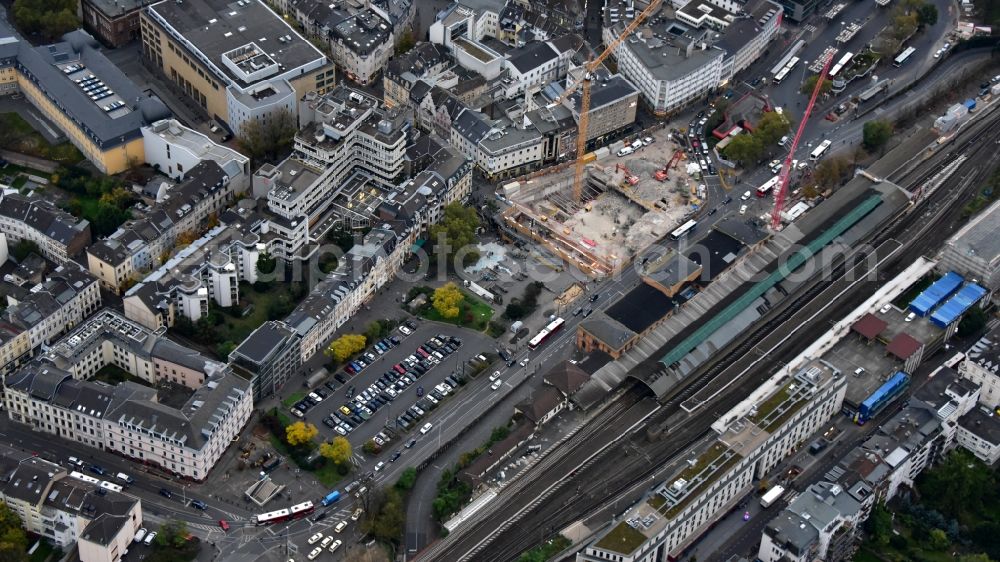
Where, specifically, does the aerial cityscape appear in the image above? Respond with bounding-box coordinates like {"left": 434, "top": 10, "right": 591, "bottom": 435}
{"left": 0, "top": 0, "right": 995, "bottom": 561}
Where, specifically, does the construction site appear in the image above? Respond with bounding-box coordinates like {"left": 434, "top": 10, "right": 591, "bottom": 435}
{"left": 500, "top": 137, "right": 698, "bottom": 276}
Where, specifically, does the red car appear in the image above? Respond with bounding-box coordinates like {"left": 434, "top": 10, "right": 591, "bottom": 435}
{"left": 218, "top": 520, "right": 230, "bottom": 531}
{"left": 825, "top": 113, "right": 837, "bottom": 122}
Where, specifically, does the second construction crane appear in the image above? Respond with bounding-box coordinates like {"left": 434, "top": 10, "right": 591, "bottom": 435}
{"left": 555, "top": 0, "right": 662, "bottom": 204}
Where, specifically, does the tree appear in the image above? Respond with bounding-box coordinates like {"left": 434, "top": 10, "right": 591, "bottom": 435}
{"left": 0, "top": 502, "right": 28, "bottom": 562}
{"left": 430, "top": 203, "right": 480, "bottom": 267}
{"left": 918, "top": 2, "right": 938, "bottom": 26}
{"left": 359, "top": 488, "right": 405, "bottom": 544}
{"left": 325, "top": 334, "right": 367, "bottom": 363}
{"left": 866, "top": 502, "right": 893, "bottom": 545}
{"left": 958, "top": 305, "right": 987, "bottom": 337}
{"left": 800, "top": 74, "right": 833, "bottom": 96}
{"left": 395, "top": 467, "right": 417, "bottom": 491}
{"left": 755, "top": 111, "right": 792, "bottom": 148}
{"left": 929, "top": 528, "right": 950, "bottom": 551}
{"left": 256, "top": 253, "right": 277, "bottom": 275}
{"left": 154, "top": 520, "right": 189, "bottom": 549}
{"left": 365, "top": 320, "right": 385, "bottom": 342}
{"left": 432, "top": 283, "right": 465, "bottom": 319}
{"left": 813, "top": 156, "right": 850, "bottom": 190}
{"left": 12, "top": 0, "right": 78, "bottom": 39}
{"left": 958, "top": 554, "right": 993, "bottom": 562}
{"left": 285, "top": 421, "right": 318, "bottom": 447}
{"left": 395, "top": 29, "right": 416, "bottom": 55}
{"left": 724, "top": 134, "right": 763, "bottom": 165}
{"left": 892, "top": 11, "right": 919, "bottom": 40}
{"left": 863, "top": 120, "right": 894, "bottom": 152}
{"left": 319, "top": 436, "right": 352, "bottom": 465}
{"left": 237, "top": 108, "right": 299, "bottom": 162}
{"left": 10, "top": 240, "right": 39, "bottom": 262}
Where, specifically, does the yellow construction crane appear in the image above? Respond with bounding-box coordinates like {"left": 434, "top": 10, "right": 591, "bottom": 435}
{"left": 556, "top": 0, "right": 662, "bottom": 203}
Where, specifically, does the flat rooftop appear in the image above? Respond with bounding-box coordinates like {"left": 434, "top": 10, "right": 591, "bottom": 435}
{"left": 686, "top": 228, "right": 744, "bottom": 282}
{"left": 605, "top": 283, "right": 679, "bottom": 335}
{"left": 268, "top": 158, "right": 323, "bottom": 203}
{"left": 87, "top": 0, "right": 145, "bottom": 17}
{"left": 454, "top": 37, "right": 501, "bottom": 64}
{"left": 824, "top": 333, "right": 903, "bottom": 409}
{"left": 147, "top": 0, "right": 324, "bottom": 87}
{"left": 333, "top": 10, "right": 391, "bottom": 56}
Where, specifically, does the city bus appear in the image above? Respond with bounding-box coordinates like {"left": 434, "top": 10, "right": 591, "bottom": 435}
{"left": 255, "top": 501, "right": 315, "bottom": 525}
{"left": 670, "top": 219, "right": 698, "bottom": 240}
{"left": 528, "top": 317, "right": 566, "bottom": 350}
{"left": 893, "top": 46, "right": 916, "bottom": 67}
{"left": 828, "top": 52, "right": 853, "bottom": 78}
{"left": 772, "top": 57, "right": 799, "bottom": 85}
{"left": 756, "top": 175, "right": 781, "bottom": 197}
{"left": 809, "top": 139, "right": 832, "bottom": 161}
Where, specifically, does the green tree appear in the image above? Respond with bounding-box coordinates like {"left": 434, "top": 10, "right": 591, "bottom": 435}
{"left": 863, "top": 120, "right": 894, "bottom": 152}
{"left": 918, "top": 449, "right": 992, "bottom": 521}
{"left": 800, "top": 74, "right": 833, "bottom": 95}
{"left": 395, "top": 467, "right": 417, "bottom": 491}
{"left": 12, "top": 0, "right": 78, "bottom": 39}
{"left": 237, "top": 108, "right": 299, "bottom": 162}
{"left": 958, "top": 554, "right": 993, "bottom": 562}
{"left": 256, "top": 253, "right": 277, "bottom": 275}
{"left": 365, "top": 320, "right": 385, "bottom": 342}
{"left": 866, "top": 502, "right": 893, "bottom": 545}
{"left": 892, "top": 11, "right": 919, "bottom": 39}
{"left": 0, "top": 502, "right": 28, "bottom": 562}
{"left": 10, "top": 240, "right": 39, "bottom": 262}
{"left": 359, "top": 488, "right": 405, "bottom": 544}
{"left": 724, "top": 134, "right": 763, "bottom": 165}
{"left": 812, "top": 156, "right": 850, "bottom": 190}
{"left": 432, "top": 282, "right": 465, "bottom": 319}
{"left": 395, "top": 29, "right": 416, "bottom": 55}
{"left": 918, "top": 2, "right": 938, "bottom": 25}
{"left": 430, "top": 203, "right": 481, "bottom": 267}
{"left": 755, "top": 110, "right": 792, "bottom": 148}
{"left": 216, "top": 341, "right": 236, "bottom": 360}
{"left": 325, "top": 333, "right": 367, "bottom": 363}
{"left": 929, "top": 528, "right": 950, "bottom": 551}
{"left": 319, "top": 436, "right": 352, "bottom": 465}
{"left": 958, "top": 305, "right": 987, "bottom": 337}
{"left": 326, "top": 226, "right": 356, "bottom": 252}
{"left": 154, "top": 520, "right": 189, "bottom": 549}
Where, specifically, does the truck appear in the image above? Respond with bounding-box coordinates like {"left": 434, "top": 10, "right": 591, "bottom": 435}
{"left": 760, "top": 485, "right": 785, "bottom": 508}
{"left": 320, "top": 490, "right": 341, "bottom": 507}
{"left": 262, "top": 457, "right": 281, "bottom": 473}
{"left": 964, "top": 98, "right": 977, "bottom": 113}
{"left": 510, "top": 320, "right": 523, "bottom": 334}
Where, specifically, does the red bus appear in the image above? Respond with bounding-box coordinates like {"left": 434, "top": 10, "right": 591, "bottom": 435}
{"left": 528, "top": 318, "right": 565, "bottom": 350}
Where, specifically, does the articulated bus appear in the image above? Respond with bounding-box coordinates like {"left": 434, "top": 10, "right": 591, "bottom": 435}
{"left": 893, "top": 46, "right": 916, "bottom": 67}
{"left": 809, "top": 139, "right": 833, "bottom": 161}
{"left": 772, "top": 57, "right": 800, "bottom": 85}
{"left": 255, "top": 501, "right": 315, "bottom": 525}
{"left": 528, "top": 318, "right": 565, "bottom": 350}
{"left": 828, "top": 52, "right": 853, "bottom": 78}
{"left": 670, "top": 219, "right": 698, "bottom": 240}
{"left": 756, "top": 175, "right": 781, "bottom": 197}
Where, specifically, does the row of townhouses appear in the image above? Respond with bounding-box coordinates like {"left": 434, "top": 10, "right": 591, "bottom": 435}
{"left": 4, "top": 309, "right": 252, "bottom": 481}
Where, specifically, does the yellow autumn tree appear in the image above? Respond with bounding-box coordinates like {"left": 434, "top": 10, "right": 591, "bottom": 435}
{"left": 319, "top": 436, "right": 352, "bottom": 465}
{"left": 432, "top": 282, "right": 464, "bottom": 319}
{"left": 325, "top": 334, "right": 367, "bottom": 363}
{"left": 285, "top": 421, "right": 318, "bottom": 447}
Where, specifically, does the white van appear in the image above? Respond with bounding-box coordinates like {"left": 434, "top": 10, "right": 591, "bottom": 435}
{"left": 116, "top": 472, "right": 135, "bottom": 486}
{"left": 616, "top": 146, "right": 634, "bottom": 157}
{"left": 421, "top": 423, "right": 433, "bottom": 434}
{"left": 779, "top": 135, "right": 789, "bottom": 147}
{"left": 630, "top": 139, "right": 643, "bottom": 150}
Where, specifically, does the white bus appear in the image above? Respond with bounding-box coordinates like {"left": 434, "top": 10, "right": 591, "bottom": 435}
{"left": 828, "top": 52, "right": 853, "bottom": 78}
{"left": 772, "top": 56, "right": 800, "bottom": 85}
{"left": 756, "top": 175, "right": 781, "bottom": 197}
{"left": 893, "top": 46, "right": 916, "bottom": 67}
{"left": 809, "top": 139, "right": 833, "bottom": 161}
{"left": 670, "top": 219, "right": 698, "bottom": 240}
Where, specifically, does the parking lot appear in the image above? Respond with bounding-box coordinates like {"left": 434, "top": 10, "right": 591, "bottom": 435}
{"left": 293, "top": 320, "right": 499, "bottom": 462}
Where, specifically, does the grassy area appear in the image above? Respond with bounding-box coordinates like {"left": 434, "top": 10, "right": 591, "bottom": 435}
{"left": 311, "top": 459, "right": 346, "bottom": 488}
{"left": 594, "top": 521, "right": 648, "bottom": 555}
{"left": 749, "top": 384, "right": 791, "bottom": 426}
{"left": 418, "top": 290, "right": 494, "bottom": 331}
{"left": 29, "top": 541, "right": 59, "bottom": 562}
{"left": 853, "top": 547, "right": 884, "bottom": 562}
{"left": 281, "top": 391, "right": 306, "bottom": 409}
{"left": 0, "top": 113, "right": 84, "bottom": 164}
{"left": 214, "top": 283, "right": 307, "bottom": 346}
{"left": 663, "top": 453, "right": 741, "bottom": 519}
{"left": 647, "top": 495, "right": 666, "bottom": 509}
{"left": 93, "top": 364, "right": 150, "bottom": 387}
{"left": 892, "top": 273, "right": 939, "bottom": 310}
{"left": 677, "top": 443, "right": 728, "bottom": 482}
{"left": 517, "top": 535, "right": 571, "bottom": 562}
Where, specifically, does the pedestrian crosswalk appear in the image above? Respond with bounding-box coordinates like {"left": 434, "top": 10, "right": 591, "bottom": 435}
{"left": 803, "top": 24, "right": 818, "bottom": 34}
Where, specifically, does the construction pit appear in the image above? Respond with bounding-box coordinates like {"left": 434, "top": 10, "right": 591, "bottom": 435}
{"left": 500, "top": 141, "right": 698, "bottom": 277}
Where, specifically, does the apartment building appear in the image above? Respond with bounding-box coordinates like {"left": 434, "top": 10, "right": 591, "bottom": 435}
{"left": 122, "top": 221, "right": 261, "bottom": 330}
{"left": 451, "top": 108, "right": 547, "bottom": 180}
{"left": 602, "top": 0, "right": 781, "bottom": 115}
{"left": 140, "top": 0, "right": 334, "bottom": 135}
{"left": 0, "top": 262, "right": 101, "bottom": 373}
{"left": 81, "top": 0, "right": 145, "bottom": 47}
{"left": 229, "top": 320, "right": 301, "bottom": 400}
{"left": 0, "top": 449, "right": 143, "bottom": 562}
{"left": 960, "top": 325, "right": 1000, "bottom": 408}
{"left": 4, "top": 311, "right": 252, "bottom": 481}
{"left": 577, "top": 360, "right": 847, "bottom": 562}
{"left": 430, "top": 0, "right": 502, "bottom": 49}
{"left": 938, "top": 198, "right": 1000, "bottom": 290}
{"left": 563, "top": 71, "right": 640, "bottom": 146}
{"left": 0, "top": 23, "right": 171, "bottom": 174}
{"left": 383, "top": 42, "right": 452, "bottom": 108}
{"left": 501, "top": 40, "right": 569, "bottom": 98}
{"left": 0, "top": 194, "right": 92, "bottom": 263}
{"left": 329, "top": 9, "right": 394, "bottom": 85}
{"left": 88, "top": 160, "right": 241, "bottom": 292}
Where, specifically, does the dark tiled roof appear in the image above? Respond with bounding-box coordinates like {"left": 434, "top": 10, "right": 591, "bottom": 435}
{"left": 544, "top": 361, "right": 590, "bottom": 396}
{"left": 506, "top": 41, "right": 558, "bottom": 74}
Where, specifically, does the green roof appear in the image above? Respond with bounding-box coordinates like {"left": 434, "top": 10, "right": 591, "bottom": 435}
{"left": 659, "top": 193, "right": 883, "bottom": 366}
{"left": 594, "top": 521, "right": 649, "bottom": 555}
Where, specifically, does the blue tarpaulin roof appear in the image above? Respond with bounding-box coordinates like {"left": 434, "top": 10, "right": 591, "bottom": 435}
{"left": 931, "top": 282, "right": 987, "bottom": 327}
{"left": 910, "top": 271, "right": 964, "bottom": 316}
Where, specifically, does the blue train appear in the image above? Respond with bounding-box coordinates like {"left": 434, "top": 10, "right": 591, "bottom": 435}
{"left": 855, "top": 371, "right": 909, "bottom": 425}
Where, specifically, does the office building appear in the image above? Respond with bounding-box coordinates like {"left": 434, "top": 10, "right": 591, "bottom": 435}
{"left": 229, "top": 320, "right": 301, "bottom": 400}
{"left": 939, "top": 198, "right": 1000, "bottom": 290}
{"left": 0, "top": 23, "right": 171, "bottom": 174}
{"left": 141, "top": 118, "right": 250, "bottom": 188}
{"left": 80, "top": 0, "right": 146, "bottom": 47}
{"left": 140, "top": 0, "right": 334, "bottom": 135}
